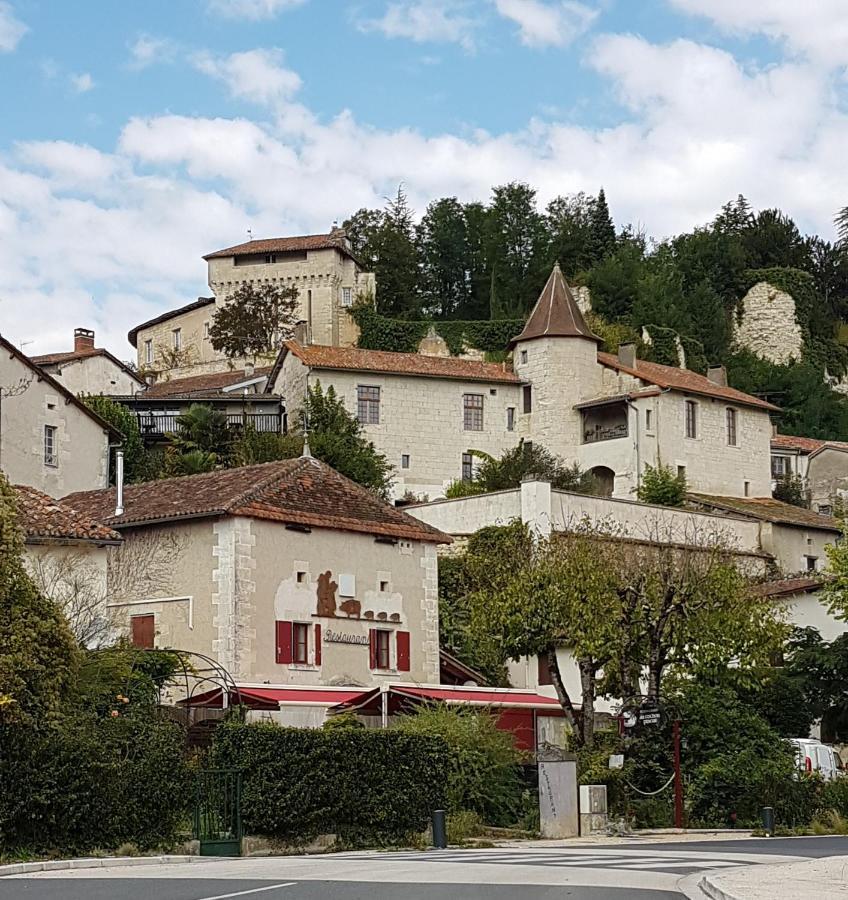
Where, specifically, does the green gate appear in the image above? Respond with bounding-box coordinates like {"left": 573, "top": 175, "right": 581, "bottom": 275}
{"left": 194, "top": 769, "right": 243, "bottom": 857}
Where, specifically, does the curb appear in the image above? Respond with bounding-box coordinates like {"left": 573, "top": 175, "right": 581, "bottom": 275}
{"left": 0, "top": 855, "right": 205, "bottom": 878}
{"left": 698, "top": 873, "right": 739, "bottom": 900}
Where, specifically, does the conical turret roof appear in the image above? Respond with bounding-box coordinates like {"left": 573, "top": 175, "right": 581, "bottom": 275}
{"left": 508, "top": 263, "right": 602, "bottom": 348}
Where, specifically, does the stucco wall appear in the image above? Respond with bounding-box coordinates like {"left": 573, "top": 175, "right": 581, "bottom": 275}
{"left": 44, "top": 354, "right": 141, "bottom": 396}
{"left": 807, "top": 448, "right": 848, "bottom": 508}
{"left": 0, "top": 350, "right": 109, "bottom": 495}
{"left": 733, "top": 281, "right": 803, "bottom": 365}
{"left": 782, "top": 591, "right": 845, "bottom": 642}
{"left": 134, "top": 301, "right": 216, "bottom": 373}
{"left": 761, "top": 521, "right": 836, "bottom": 575}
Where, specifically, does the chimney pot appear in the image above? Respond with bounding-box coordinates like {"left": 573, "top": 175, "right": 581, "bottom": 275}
{"left": 293, "top": 320, "right": 308, "bottom": 345}
{"left": 707, "top": 364, "right": 727, "bottom": 386}
{"left": 74, "top": 328, "right": 95, "bottom": 353}
{"left": 244, "top": 360, "right": 255, "bottom": 378}
{"left": 618, "top": 342, "right": 637, "bottom": 369}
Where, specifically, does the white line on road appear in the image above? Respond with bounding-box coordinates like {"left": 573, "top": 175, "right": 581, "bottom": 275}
{"left": 193, "top": 883, "right": 297, "bottom": 900}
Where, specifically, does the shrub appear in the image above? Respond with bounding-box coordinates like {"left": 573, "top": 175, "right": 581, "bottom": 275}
{"left": 394, "top": 705, "right": 524, "bottom": 826}
{"left": 637, "top": 463, "right": 688, "bottom": 507}
{"left": 211, "top": 721, "right": 449, "bottom": 844}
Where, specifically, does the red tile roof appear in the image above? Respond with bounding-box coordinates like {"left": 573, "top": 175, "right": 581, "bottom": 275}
{"left": 65, "top": 458, "right": 451, "bottom": 543}
{"left": 138, "top": 367, "right": 274, "bottom": 399}
{"left": 509, "top": 263, "right": 600, "bottom": 348}
{"left": 598, "top": 353, "right": 780, "bottom": 412}
{"left": 688, "top": 493, "right": 841, "bottom": 531}
{"left": 204, "top": 233, "right": 355, "bottom": 261}
{"left": 276, "top": 341, "right": 519, "bottom": 385}
{"left": 127, "top": 297, "right": 215, "bottom": 348}
{"left": 752, "top": 576, "right": 825, "bottom": 598}
{"left": 13, "top": 484, "right": 122, "bottom": 544}
{"left": 771, "top": 433, "right": 848, "bottom": 454}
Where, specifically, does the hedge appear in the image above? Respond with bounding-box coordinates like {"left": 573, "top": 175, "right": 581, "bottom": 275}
{"left": 211, "top": 722, "right": 449, "bottom": 844}
{"left": 0, "top": 714, "right": 192, "bottom": 855}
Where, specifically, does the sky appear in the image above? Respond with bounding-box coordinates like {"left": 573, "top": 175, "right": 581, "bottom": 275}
{"left": 1, "top": 0, "right": 847, "bottom": 358}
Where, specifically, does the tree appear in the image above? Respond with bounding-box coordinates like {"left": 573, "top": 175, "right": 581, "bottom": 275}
{"left": 81, "top": 395, "right": 147, "bottom": 484}
{"left": 637, "top": 463, "right": 688, "bottom": 507}
{"left": 772, "top": 473, "right": 809, "bottom": 508}
{"left": 545, "top": 192, "right": 595, "bottom": 278}
{"left": 209, "top": 282, "right": 299, "bottom": 358}
{"left": 417, "top": 198, "right": 471, "bottom": 318}
{"left": 462, "top": 201, "right": 493, "bottom": 320}
{"left": 587, "top": 242, "right": 644, "bottom": 321}
{"left": 302, "top": 382, "right": 393, "bottom": 498}
{"left": 371, "top": 186, "right": 421, "bottom": 318}
{"left": 0, "top": 474, "right": 80, "bottom": 725}
{"left": 343, "top": 207, "right": 383, "bottom": 270}
{"left": 586, "top": 188, "right": 617, "bottom": 266}
{"left": 168, "top": 403, "right": 232, "bottom": 460}
{"left": 743, "top": 208, "right": 808, "bottom": 270}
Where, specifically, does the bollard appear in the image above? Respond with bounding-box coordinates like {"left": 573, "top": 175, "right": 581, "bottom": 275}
{"left": 432, "top": 809, "right": 447, "bottom": 849}
{"left": 761, "top": 806, "right": 775, "bottom": 837}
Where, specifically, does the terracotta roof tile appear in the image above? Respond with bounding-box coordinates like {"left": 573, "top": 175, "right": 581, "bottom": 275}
{"left": 598, "top": 352, "right": 780, "bottom": 412}
{"left": 771, "top": 433, "right": 848, "bottom": 454}
{"left": 752, "top": 576, "right": 825, "bottom": 598}
{"left": 688, "top": 493, "right": 841, "bottom": 531}
{"left": 277, "top": 341, "right": 519, "bottom": 384}
{"left": 509, "top": 263, "right": 601, "bottom": 348}
{"left": 64, "top": 458, "right": 451, "bottom": 544}
{"left": 139, "top": 367, "right": 273, "bottom": 399}
{"left": 13, "top": 484, "right": 122, "bottom": 543}
{"left": 128, "top": 297, "right": 215, "bottom": 348}
{"left": 204, "top": 233, "right": 354, "bottom": 260}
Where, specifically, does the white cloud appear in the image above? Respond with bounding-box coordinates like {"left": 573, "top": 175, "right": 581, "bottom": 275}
{"left": 70, "top": 72, "right": 95, "bottom": 93}
{"left": 205, "top": 0, "right": 307, "bottom": 20}
{"left": 494, "top": 0, "right": 598, "bottom": 48}
{"left": 0, "top": 1, "right": 26, "bottom": 52}
{"left": 191, "top": 48, "right": 302, "bottom": 107}
{"left": 361, "top": 1, "right": 477, "bottom": 51}
{"left": 668, "top": 0, "right": 848, "bottom": 68}
{"left": 129, "top": 34, "right": 178, "bottom": 69}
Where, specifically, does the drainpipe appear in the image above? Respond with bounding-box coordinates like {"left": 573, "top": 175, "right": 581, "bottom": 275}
{"left": 625, "top": 399, "right": 641, "bottom": 493}
{"left": 381, "top": 683, "right": 389, "bottom": 729}
{"left": 114, "top": 450, "right": 125, "bottom": 517}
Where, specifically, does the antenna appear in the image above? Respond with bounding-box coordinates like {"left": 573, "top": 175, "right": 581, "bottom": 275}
{"left": 247, "top": 227, "right": 253, "bottom": 241}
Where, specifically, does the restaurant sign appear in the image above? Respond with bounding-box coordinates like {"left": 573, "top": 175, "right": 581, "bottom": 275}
{"left": 324, "top": 629, "right": 369, "bottom": 646}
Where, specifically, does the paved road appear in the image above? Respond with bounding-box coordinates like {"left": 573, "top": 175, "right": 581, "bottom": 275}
{"left": 3, "top": 836, "right": 846, "bottom": 900}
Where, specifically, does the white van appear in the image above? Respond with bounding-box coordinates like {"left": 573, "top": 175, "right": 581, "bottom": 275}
{"left": 789, "top": 738, "right": 843, "bottom": 780}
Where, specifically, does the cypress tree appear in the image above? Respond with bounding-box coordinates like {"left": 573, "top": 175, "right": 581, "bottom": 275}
{"left": 587, "top": 188, "right": 617, "bottom": 265}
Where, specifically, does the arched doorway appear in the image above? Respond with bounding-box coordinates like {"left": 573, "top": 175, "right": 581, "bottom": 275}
{"left": 590, "top": 466, "right": 615, "bottom": 497}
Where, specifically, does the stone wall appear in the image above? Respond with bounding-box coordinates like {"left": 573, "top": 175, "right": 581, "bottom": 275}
{"left": 733, "top": 281, "right": 804, "bottom": 365}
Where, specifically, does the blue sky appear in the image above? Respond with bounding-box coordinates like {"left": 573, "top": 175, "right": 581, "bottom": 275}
{"left": 0, "top": 0, "right": 846, "bottom": 355}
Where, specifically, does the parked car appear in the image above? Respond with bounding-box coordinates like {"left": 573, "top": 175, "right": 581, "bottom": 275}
{"left": 789, "top": 738, "right": 843, "bottom": 780}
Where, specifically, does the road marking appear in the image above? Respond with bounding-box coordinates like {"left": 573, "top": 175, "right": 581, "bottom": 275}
{"left": 193, "top": 883, "right": 297, "bottom": 900}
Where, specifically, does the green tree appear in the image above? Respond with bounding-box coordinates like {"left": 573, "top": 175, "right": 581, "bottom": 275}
{"left": 773, "top": 473, "right": 810, "bottom": 508}
{"left": 545, "top": 192, "right": 595, "bottom": 278}
{"left": 587, "top": 242, "right": 644, "bottom": 321}
{"left": 81, "top": 395, "right": 146, "bottom": 484}
{"left": 462, "top": 201, "right": 493, "bottom": 319}
{"left": 209, "top": 282, "right": 299, "bottom": 358}
{"left": 372, "top": 185, "right": 421, "bottom": 318}
{"left": 586, "top": 187, "right": 617, "bottom": 265}
{"left": 637, "top": 463, "right": 688, "bottom": 507}
{"left": 168, "top": 403, "right": 232, "bottom": 460}
{"left": 302, "top": 382, "right": 393, "bottom": 498}
{"left": 343, "top": 207, "right": 383, "bottom": 270}
{"left": 743, "top": 208, "right": 808, "bottom": 270}
{"left": 417, "top": 197, "right": 471, "bottom": 318}
{"left": 0, "top": 474, "right": 80, "bottom": 725}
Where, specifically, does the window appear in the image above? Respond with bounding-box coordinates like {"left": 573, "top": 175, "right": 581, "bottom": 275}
{"left": 461, "top": 452, "right": 473, "bottom": 481}
{"left": 172, "top": 328, "right": 182, "bottom": 351}
{"left": 293, "top": 622, "right": 309, "bottom": 664}
{"left": 726, "top": 408, "right": 738, "bottom": 446}
{"left": 401, "top": 454, "right": 410, "bottom": 469}
{"left": 131, "top": 614, "right": 154, "bottom": 649}
{"left": 203, "top": 321, "right": 210, "bottom": 340}
{"left": 806, "top": 555, "right": 818, "bottom": 572}
{"left": 296, "top": 571, "right": 308, "bottom": 585}
{"left": 43, "top": 425, "right": 58, "bottom": 467}
{"left": 341, "top": 287, "right": 353, "bottom": 307}
{"left": 506, "top": 407, "right": 516, "bottom": 431}
{"left": 771, "top": 455, "right": 790, "bottom": 478}
{"left": 372, "top": 629, "right": 391, "bottom": 670}
{"left": 380, "top": 579, "right": 390, "bottom": 592}
{"left": 463, "top": 393, "right": 484, "bottom": 431}
{"left": 744, "top": 480, "right": 750, "bottom": 497}
{"left": 645, "top": 408, "right": 653, "bottom": 431}
{"left": 520, "top": 350, "right": 528, "bottom": 364}
{"left": 357, "top": 385, "right": 380, "bottom": 424}
{"left": 523, "top": 384, "right": 532, "bottom": 414}
{"left": 538, "top": 654, "right": 553, "bottom": 686}
{"left": 819, "top": 504, "right": 833, "bottom": 517}
{"left": 144, "top": 339, "right": 153, "bottom": 365}
{"left": 685, "top": 400, "right": 697, "bottom": 438}
{"left": 677, "top": 465, "right": 686, "bottom": 480}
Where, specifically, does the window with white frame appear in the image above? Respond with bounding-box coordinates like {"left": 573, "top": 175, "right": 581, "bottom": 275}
{"left": 771, "top": 455, "right": 790, "bottom": 479}
{"left": 172, "top": 328, "right": 182, "bottom": 351}
{"left": 341, "top": 287, "right": 353, "bottom": 307}
{"left": 685, "top": 400, "right": 698, "bottom": 439}
{"left": 357, "top": 385, "right": 380, "bottom": 424}
{"left": 463, "top": 393, "right": 484, "bottom": 431}
{"left": 44, "top": 425, "right": 58, "bottom": 467}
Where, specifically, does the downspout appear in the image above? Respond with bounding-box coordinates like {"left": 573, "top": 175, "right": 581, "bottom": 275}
{"left": 381, "top": 683, "right": 388, "bottom": 729}
{"left": 625, "top": 399, "right": 641, "bottom": 492}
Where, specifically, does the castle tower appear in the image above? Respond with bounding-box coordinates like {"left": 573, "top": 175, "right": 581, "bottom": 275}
{"left": 509, "top": 262, "right": 604, "bottom": 460}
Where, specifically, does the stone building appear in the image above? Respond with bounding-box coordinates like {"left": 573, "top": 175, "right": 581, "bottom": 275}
{"left": 127, "top": 229, "right": 375, "bottom": 380}
{"left": 65, "top": 457, "right": 449, "bottom": 722}
{"left": 771, "top": 433, "right": 848, "bottom": 515}
{"left": 0, "top": 336, "right": 118, "bottom": 496}
{"left": 268, "top": 264, "right": 778, "bottom": 501}
{"left": 31, "top": 328, "right": 144, "bottom": 397}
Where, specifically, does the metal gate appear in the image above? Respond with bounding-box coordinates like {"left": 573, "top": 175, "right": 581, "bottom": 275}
{"left": 194, "top": 769, "right": 243, "bottom": 857}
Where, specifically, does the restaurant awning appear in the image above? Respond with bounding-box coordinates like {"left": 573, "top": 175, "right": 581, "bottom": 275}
{"left": 180, "top": 685, "right": 369, "bottom": 710}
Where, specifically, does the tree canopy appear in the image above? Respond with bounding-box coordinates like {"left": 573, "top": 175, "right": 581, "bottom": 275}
{"left": 209, "top": 282, "right": 299, "bottom": 358}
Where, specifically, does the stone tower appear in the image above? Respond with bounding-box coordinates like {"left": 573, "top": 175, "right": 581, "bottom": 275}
{"left": 510, "top": 263, "right": 604, "bottom": 460}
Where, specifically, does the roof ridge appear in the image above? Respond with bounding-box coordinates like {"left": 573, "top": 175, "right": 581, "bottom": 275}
{"left": 225, "top": 457, "right": 311, "bottom": 512}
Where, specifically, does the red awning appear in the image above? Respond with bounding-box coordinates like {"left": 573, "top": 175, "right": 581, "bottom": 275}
{"left": 331, "top": 684, "right": 564, "bottom": 716}
{"left": 180, "top": 685, "right": 369, "bottom": 709}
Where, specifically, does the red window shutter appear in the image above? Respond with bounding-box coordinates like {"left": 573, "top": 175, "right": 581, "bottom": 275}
{"left": 396, "top": 631, "right": 411, "bottom": 672}
{"left": 537, "top": 653, "right": 553, "bottom": 686}
{"left": 131, "top": 614, "right": 154, "bottom": 649}
{"left": 314, "top": 624, "right": 322, "bottom": 666}
{"left": 369, "top": 629, "right": 377, "bottom": 670}
{"left": 276, "top": 620, "right": 293, "bottom": 664}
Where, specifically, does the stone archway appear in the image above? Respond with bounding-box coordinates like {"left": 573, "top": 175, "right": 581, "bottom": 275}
{"left": 589, "top": 466, "right": 615, "bottom": 497}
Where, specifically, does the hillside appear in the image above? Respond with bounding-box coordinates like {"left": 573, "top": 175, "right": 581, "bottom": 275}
{"left": 344, "top": 188, "right": 848, "bottom": 441}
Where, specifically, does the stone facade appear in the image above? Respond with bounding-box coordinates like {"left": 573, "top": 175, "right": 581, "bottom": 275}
{"left": 733, "top": 281, "right": 804, "bottom": 365}
{"left": 39, "top": 352, "right": 142, "bottom": 396}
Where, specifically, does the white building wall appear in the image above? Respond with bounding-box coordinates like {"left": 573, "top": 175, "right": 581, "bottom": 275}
{"left": 45, "top": 355, "right": 141, "bottom": 397}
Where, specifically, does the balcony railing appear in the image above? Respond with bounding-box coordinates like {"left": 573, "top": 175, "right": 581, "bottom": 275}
{"left": 136, "top": 412, "right": 282, "bottom": 439}
{"left": 582, "top": 422, "right": 628, "bottom": 444}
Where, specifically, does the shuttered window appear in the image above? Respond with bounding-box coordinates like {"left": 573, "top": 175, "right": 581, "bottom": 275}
{"left": 314, "top": 624, "right": 322, "bottom": 666}
{"left": 276, "top": 620, "right": 293, "bottom": 664}
{"left": 537, "top": 653, "right": 553, "bottom": 686}
{"left": 396, "top": 631, "right": 411, "bottom": 672}
{"left": 370, "top": 629, "right": 391, "bottom": 670}
{"left": 131, "top": 614, "right": 155, "bottom": 649}
{"left": 293, "top": 622, "right": 309, "bottom": 664}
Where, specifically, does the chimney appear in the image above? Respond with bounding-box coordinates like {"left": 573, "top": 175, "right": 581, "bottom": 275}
{"left": 618, "top": 342, "right": 637, "bottom": 369}
{"left": 114, "top": 450, "right": 125, "bottom": 517}
{"left": 293, "top": 320, "right": 308, "bottom": 345}
{"left": 707, "top": 365, "right": 727, "bottom": 386}
{"left": 74, "top": 328, "right": 95, "bottom": 353}
{"left": 244, "top": 360, "right": 255, "bottom": 378}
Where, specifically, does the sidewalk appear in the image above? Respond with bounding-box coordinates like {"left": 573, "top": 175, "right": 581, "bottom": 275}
{"left": 698, "top": 855, "right": 848, "bottom": 900}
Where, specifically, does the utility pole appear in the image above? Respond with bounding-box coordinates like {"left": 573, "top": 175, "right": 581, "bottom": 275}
{"left": 673, "top": 719, "right": 683, "bottom": 829}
